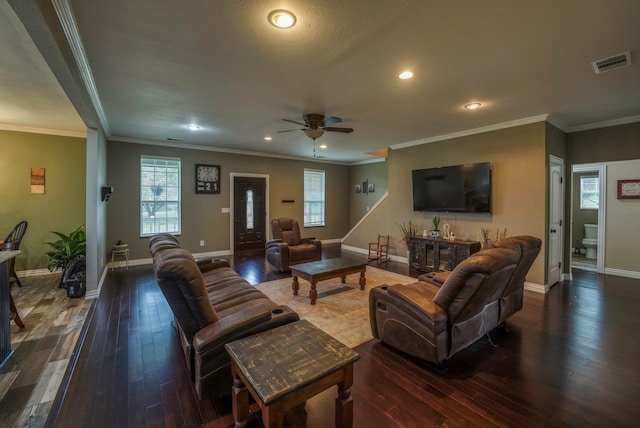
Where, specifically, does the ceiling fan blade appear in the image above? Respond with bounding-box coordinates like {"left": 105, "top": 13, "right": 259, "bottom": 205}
{"left": 282, "top": 118, "right": 308, "bottom": 127}
{"left": 324, "top": 127, "right": 353, "bottom": 133}
{"left": 323, "top": 116, "right": 342, "bottom": 126}
{"left": 277, "top": 128, "right": 305, "bottom": 133}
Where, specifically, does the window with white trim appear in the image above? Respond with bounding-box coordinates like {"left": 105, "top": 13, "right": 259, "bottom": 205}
{"left": 140, "top": 156, "right": 181, "bottom": 236}
{"left": 580, "top": 176, "right": 599, "bottom": 210}
{"left": 304, "top": 169, "right": 325, "bottom": 227}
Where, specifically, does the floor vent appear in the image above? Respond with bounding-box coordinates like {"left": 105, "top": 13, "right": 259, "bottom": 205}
{"left": 591, "top": 51, "right": 631, "bottom": 74}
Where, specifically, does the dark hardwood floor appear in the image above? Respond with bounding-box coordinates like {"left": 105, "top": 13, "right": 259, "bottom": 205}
{"left": 49, "top": 244, "right": 640, "bottom": 427}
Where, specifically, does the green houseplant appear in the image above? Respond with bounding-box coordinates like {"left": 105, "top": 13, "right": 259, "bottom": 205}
{"left": 430, "top": 216, "right": 441, "bottom": 237}
{"left": 45, "top": 224, "right": 86, "bottom": 273}
{"left": 398, "top": 221, "right": 417, "bottom": 248}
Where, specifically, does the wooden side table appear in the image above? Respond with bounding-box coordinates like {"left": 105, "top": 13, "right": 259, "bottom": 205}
{"left": 225, "top": 320, "right": 360, "bottom": 427}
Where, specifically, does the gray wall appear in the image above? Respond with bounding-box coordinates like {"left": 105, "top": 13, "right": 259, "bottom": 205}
{"left": 349, "top": 160, "right": 388, "bottom": 227}
{"left": 106, "top": 141, "right": 351, "bottom": 259}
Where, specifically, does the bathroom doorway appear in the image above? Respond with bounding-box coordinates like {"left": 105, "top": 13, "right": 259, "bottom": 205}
{"left": 571, "top": 164, "right": 606, "bottom": 273}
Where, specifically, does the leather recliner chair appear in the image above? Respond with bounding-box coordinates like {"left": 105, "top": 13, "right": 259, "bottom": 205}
{"left": 265, "top": 218, "right": 322, "bottom": 272}
{"left": 369, "top": 246, "right": 521, "bottom": 363}
{"left": 419, "top": 235, "right": 541, "bottom": 324}
{"left": 150, "top": 234, "right": 299, "bottom": 398}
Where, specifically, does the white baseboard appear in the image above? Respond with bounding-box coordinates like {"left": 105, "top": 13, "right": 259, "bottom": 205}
{"left": 524, "top": 281, "right": 547, "bottom": 294}
{"left": 604, "top": 268, "right": 640, "bottom": 279}
{"left": 341, "top": 244, "right": 411, "bottom": 264}
{"left": 16, "top": 268, "right": 57, "bottom": 277}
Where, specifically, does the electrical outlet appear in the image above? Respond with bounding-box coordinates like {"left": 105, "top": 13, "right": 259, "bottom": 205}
{"left": 199, "top": 240, "right": 204, "bottom": 246}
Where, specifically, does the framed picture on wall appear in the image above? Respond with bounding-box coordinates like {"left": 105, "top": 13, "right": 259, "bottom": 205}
{"left": 362, "top": 180, "right": 368, "bottom": 195}
{"left": 355, "top": 184, "right": 361, "bottom": 193}
{"left": 617, "top": 179, "right": 640, "bottom": 199}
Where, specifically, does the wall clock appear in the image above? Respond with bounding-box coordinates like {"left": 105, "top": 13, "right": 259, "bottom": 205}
{"left": 195, "top": 164, "right": 220, "bottom": 194}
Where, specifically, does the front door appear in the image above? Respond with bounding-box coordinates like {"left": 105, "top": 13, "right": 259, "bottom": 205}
{"left": 233, "top": 176, "right": 266, "bottom": 251}
{"left": 548, "top": 156, "right": 564, "bottom": 287}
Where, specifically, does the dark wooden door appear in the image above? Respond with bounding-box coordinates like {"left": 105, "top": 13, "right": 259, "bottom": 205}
{"left": 233, "top": 176, "right": 266, "bottom": 251}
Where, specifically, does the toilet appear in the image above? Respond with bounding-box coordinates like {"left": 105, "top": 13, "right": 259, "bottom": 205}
{"left": 582, "top": 223, "right": 598, "bottom": 259}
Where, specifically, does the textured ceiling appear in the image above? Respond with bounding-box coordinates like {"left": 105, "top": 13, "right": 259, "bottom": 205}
{"left": 2, "top": 0, "right": 640, "bottom": 163}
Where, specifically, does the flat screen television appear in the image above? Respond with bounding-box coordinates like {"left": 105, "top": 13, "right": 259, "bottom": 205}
{"left": 412, "top": 162, "right": 492, "bottom": 213}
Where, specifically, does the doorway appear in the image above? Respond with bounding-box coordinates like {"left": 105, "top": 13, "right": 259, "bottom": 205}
{"left": 232, "top": 175, "right": 268, "bottom": 252}
{"left": 571, "top": 164, "right": 606, "bottom": 273}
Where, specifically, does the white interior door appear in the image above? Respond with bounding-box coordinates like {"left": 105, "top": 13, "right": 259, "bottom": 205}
{"left": 548, "top": 156, "right": 564, "bottom": 287}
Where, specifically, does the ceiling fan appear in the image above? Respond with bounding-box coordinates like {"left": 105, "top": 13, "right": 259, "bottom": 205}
{"left": 278, "top": 113, "right": 353, "bottom": 140}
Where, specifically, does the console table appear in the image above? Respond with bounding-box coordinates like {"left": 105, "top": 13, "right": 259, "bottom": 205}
{"left": 409, "top": 236, "right": 481, "bottom": 273}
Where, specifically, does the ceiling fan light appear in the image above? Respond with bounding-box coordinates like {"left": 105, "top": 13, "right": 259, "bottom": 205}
{"left": 268, "top": 10, "right": 296, "bottom": 28}
{"left": 304, "top": 128, "right": 324, "bottom": 140}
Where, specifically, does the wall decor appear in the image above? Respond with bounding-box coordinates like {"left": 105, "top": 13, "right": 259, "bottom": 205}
{"left": 30, "top": 167, "right": 45, "bottom": 194}
{"left": 362, "top": 179, "right": 368, "bottom": 195}
{"left": 368, "top": 183, "right": 375, "bottom": 193}
{"left": 617, "top": 179, "right": 640, "bottom": 199}
{"left": 355, "top": 184, "right": 361, "bottom": 193}
{"left": 195, "top": 164, "right": 221, "bottom": 194}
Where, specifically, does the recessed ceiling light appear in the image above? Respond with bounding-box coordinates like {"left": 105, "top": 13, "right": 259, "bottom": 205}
{"left": 186, "top": 124, "right": 200, "bottom": 130}
{"left": 398, "top": 70, "right": 414, "bottom": 80}
{"left": 464, "top": 102, "right": 482, "bottom": 110}
{"left": 319, "top": 144, "right": 327, "bottom": 149}
{"left": 268, "top": 10, "right": 296, "bottom": 29}
{"left": 264, "top": 136, "right": 272, "bottom": 141}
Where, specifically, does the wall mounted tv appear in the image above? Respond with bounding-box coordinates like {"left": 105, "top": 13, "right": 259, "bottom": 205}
{"left": 412, "top": 162, "right": 492, "bottom": 213}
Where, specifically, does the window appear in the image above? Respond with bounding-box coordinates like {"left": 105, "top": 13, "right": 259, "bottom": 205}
{"left": 304, "top": 169, "right": 325, "bottom": 227}
{"left": 140, "top": 156, "right": 181, "bottom": 236}
{"left": 580, "top": 176, "right": 599, "bottom": 210}
{"left": 246, "top": 189, "right": 254, "bottom": 230}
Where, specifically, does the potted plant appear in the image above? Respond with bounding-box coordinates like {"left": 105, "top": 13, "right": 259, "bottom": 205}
{"left": 398, "top": 221, "right": 417, "bottom": 254}
{"left": 430, "top": 216, "right": 441, "bottom": 237}
{"left": 45, "top": 224, "right": 86, "bottom": 278}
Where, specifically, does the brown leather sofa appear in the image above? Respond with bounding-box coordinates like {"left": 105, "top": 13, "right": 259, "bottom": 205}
{"left": 370, "top": 245, "right": 526, "bottom": 363}
{"left": 265, "top": 218, "right": 322, "bottom": 272}
{"left": 149, "top": 233, "right": 299, "bottom": 399}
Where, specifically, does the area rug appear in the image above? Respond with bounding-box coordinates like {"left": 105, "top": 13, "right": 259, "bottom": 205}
{"left": 255, "top": 266, "right": 416, "bottom": 348}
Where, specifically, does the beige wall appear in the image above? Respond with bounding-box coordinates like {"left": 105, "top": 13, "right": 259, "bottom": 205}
{"left": 349, "top": 160, "right": 388, "bottom": 227}
{"left": 344, "top": 122, "right": 547, "bottom": 285}
{"left": 604, "top": 159, "right": 640, "bottom": 272}
{"left": 107, "top": 141, "right": 351, "bottom": 259}
{"left": 0, "top": 129, "right": 86, "bottom": 270}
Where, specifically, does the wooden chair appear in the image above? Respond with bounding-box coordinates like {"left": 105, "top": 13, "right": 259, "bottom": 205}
{"left": 368, "top": 234, "right": 390, "bottom": 265}
{"left": 2, "top": 221, "right": 28, "bottom": 287}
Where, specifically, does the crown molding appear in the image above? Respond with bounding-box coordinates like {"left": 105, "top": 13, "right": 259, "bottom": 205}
{"left": 109, "top": 135, "right": 352, "bottom": 166}
{"left": 0, "top": 123, "right": 86, "bottom": 138}
{"left": 390, "top": 114, "right": 550, "bottom": 150}
{"left": 52, "top": 0, "right": 110, "bottom": 136}
{"left": 565, "top": 114, "right": 640, "bottom": 133}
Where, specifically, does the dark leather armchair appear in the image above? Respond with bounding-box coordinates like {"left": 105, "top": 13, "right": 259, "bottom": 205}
{"left": 370, "top": 246, "right": 521, "bottom": 363}
{"left": 266, "top": 218, "right": 322, "bottom": 272}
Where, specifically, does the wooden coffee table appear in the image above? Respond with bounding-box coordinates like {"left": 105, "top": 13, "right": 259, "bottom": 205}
{"left": 225, "top": 320, "right": 360, "bottom": 427}
{"left": 290, "top": 257, "right": 367, "bottom": 305}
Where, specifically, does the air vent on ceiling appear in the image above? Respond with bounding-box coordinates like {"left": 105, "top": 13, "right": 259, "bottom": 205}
{"left": 166, "top": 137, "right": 184, "bottom": 142}
{"left": 591, "top": 51, "right": 631, "bottom": 74}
